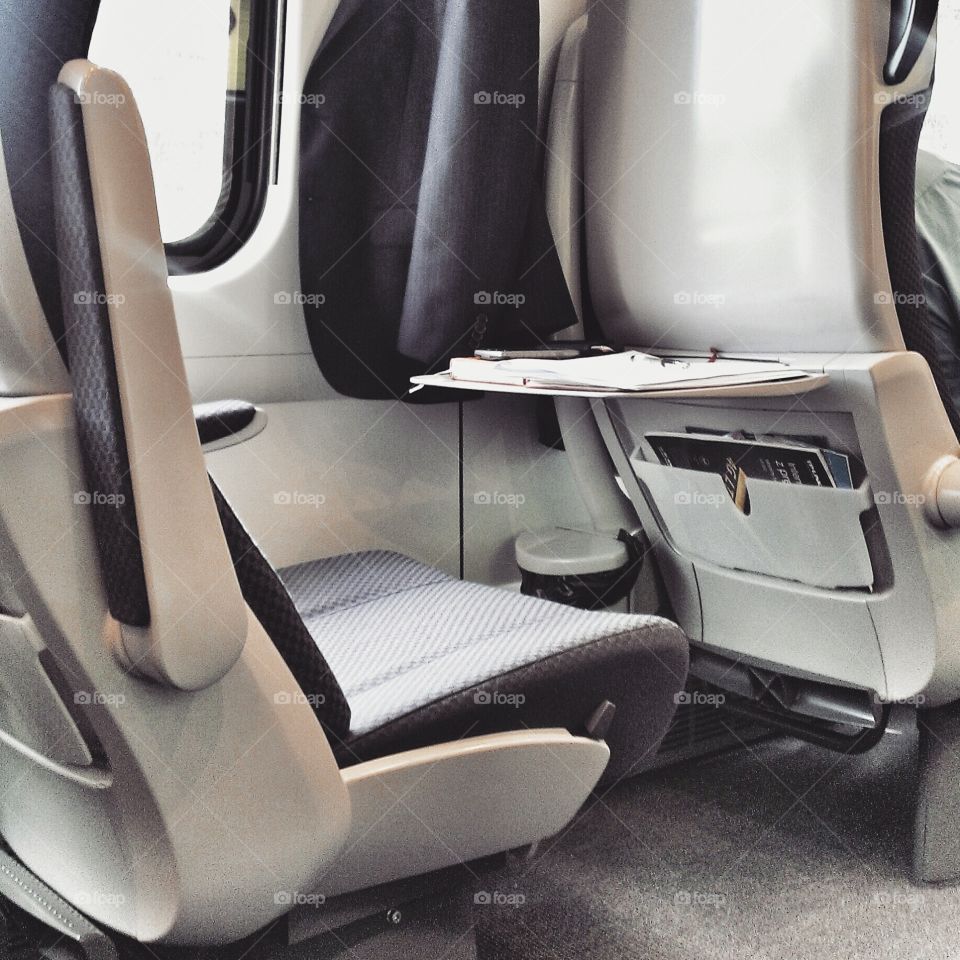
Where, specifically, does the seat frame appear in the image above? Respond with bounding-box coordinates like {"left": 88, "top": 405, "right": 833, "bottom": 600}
{"left": 0, "top": 55, "right": 691, "bottom": 947}
{"left": 542, "top": 0, "right": 960, "bottom": 883}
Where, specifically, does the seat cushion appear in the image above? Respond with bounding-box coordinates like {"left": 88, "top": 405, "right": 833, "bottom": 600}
{"left": 280, "top": 551, "right": 688, "bottom": 781}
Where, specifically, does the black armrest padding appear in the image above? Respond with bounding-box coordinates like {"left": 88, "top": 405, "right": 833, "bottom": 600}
{"left": 194, "top": 400, "right": 257, "bottom": 446}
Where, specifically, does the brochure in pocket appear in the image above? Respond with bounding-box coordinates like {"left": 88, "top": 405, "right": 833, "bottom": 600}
{"left": 644, "top": 431, "right": 856, "bottom": 514}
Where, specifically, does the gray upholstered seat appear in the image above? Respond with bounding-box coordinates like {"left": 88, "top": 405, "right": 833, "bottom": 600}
{"left": 47, "top": 52, "right": 689, "bottom": 794}
{"left": 19, "top": 59, "right": 692, "bottom": 945}
{"left": 280, "top": 551, "right": 688, "bottom": 780}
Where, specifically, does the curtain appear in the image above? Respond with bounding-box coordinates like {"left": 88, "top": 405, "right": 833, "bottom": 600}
{"left": 298, "top": 0, "right": 577, "bottom": 399}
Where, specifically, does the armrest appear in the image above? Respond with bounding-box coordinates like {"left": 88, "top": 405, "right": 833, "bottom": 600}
{"left": 194, "top": 400, "right": 263, "bottom": 448}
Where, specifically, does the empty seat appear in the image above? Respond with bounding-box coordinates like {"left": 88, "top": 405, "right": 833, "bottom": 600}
{"left": 0, "top": 58, "right": 689, "bottom": 946}
{"left": 210, "top": 477, "right": 686, "bottom": 782}
{"left": 280, "top": 550, "right": 686, "bottom": 778}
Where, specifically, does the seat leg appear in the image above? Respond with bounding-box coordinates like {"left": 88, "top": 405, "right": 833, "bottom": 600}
{"left": 283, "top": 869, "right": 477, "bottom": 960}
{"left": 915, "top": 700, "right": 960, "bottom": 883}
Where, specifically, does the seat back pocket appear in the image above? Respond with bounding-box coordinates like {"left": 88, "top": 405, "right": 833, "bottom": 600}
{"left": 631, "top": 458, "right": 876, "bottom": 590}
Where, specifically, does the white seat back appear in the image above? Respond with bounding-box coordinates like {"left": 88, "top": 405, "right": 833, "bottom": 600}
{"left": 584, "top": 0, "right": 934, "bottom": 354}
{"left": 574, "top": 2, "right": 960, "bottom": 713}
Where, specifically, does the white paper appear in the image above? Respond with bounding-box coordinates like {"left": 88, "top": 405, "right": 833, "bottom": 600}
{"left": 493, "top": 351, "right": 799, "bottom": 391}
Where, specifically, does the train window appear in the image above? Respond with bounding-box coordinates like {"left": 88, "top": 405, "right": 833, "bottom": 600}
{"left": 90, "top": 0, "right": 281, "bottom": 272}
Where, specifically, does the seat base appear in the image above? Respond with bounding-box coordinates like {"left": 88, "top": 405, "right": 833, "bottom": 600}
{"left": 288, "top": 867, "right": 477, "bottom": 960}
{"left": 0, "top": 854, "right": 479, "bottom": 960}
{"left": 280, "top": 551, "right": 689, "bottom": 782}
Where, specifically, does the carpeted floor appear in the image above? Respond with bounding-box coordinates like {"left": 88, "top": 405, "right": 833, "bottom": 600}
{"left": 474, "top": 713, "right": 960, "bottom": 960}
{"left": 4, "top": 715, "right": 958, "bottom": 960}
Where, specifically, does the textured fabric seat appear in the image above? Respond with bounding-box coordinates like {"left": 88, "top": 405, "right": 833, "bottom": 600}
{"left": 280, "top": 551, "right": 688, "bottom": 781}
{"left": 35, "top": 57, "right": 689, "bottom": 943}
{"left": 47, "top": 59, "right": 689, "bottom": 797}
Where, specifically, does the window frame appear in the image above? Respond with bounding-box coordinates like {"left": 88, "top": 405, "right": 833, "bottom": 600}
{"left": 164, "top": 0, "right": 284, "bottom": 275}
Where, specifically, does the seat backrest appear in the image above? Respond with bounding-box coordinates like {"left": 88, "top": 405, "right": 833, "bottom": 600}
{"left": 0, "top": 61, "right": 352, "bottom": 943}
{"left": 583, "top": 0, "right": 936, "bottom": 358}
{"left": 49, "top": 61, "right": 351, "bottom": 736}
{"left": 51, "top": 61, "right": 247, "bottom": 690}
{"left": 575, "top": 3, "right": 960, "bottom": 716}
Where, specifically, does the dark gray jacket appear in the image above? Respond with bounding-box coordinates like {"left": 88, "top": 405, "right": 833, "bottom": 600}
{"left": 298, "top": 0, "right": 576, "bottom": 398}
